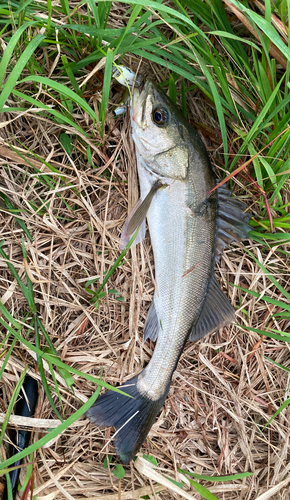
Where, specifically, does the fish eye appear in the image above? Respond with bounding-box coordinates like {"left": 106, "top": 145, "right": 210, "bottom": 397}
{"left": 152, "top": 108, "right": 168, "bottom": 126}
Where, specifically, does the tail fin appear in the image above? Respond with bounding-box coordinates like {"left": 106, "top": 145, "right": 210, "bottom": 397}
{"left": 86, "top": 373, "right": 168, "bottom": 464}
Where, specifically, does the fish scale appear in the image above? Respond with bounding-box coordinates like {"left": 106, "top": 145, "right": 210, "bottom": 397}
{"left": 86, "top": 69, "right": 251, "bottom": 463}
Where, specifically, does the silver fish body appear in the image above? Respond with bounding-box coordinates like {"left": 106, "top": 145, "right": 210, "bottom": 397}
{"left": 135, "top": 131, "right": 216, "bottom": 399}
{"left": 87, "top": 71, "right": 251, "bottom": 463}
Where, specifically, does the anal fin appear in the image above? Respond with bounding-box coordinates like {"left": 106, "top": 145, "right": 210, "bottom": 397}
{"left": 190, "top": 276, "right": 235, "bottom": 342}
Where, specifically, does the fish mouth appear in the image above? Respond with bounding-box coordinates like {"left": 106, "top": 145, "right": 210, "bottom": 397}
{"left": 131, "top": 80, "right": 152, "bottom": 128}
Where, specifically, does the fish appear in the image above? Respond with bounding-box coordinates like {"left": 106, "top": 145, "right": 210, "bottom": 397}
{"left": 3, "top": 374, "right": 38, "bottom": 500}
{"left": 86, "top": 67, "right": 251, "bottom": 464}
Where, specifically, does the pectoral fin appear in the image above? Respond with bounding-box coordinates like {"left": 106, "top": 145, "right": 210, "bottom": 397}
{"left": 120, "top": 181, "right": 163, "bottom": 250}
{"left": 189, "top": 276, "right": 235, "bottom": 341}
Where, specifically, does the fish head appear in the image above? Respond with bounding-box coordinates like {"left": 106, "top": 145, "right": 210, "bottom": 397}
{"left": 131, "top": 80, "right": 190, "bottom": 180}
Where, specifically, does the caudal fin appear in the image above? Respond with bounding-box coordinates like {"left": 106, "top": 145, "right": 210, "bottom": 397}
{"left": 86, "top": 373, "right": 168, "bottom": 463}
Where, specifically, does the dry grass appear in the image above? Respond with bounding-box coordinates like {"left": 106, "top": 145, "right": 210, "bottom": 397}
{"left": 1, "top": 31, "right": 290, "bottom": 500}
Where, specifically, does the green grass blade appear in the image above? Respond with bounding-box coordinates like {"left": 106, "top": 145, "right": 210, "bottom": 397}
{"left": 21, "top": 240, "right": 36, "bottom": 313}
{"left": 4, "top": 473, "right": 12, "bottom": 500}
{"left": 61, "top": 25, "right": 134, "bottom": 37}
{"left": 19, "top": 452, "right": 34, "bottom": 495}
{"left": 60, "top": 0, "right": 71, "bottom": 22}
{"left": 233, "top": 0, "right": 290, "bottom": 61}
{"left": 114, "top": 4, "right": 143, "bottom": 53}
{"left": 0, "top": 34, "right": 45, "bottom": 112}
{"left": 235, "top": 285, "right": 290, "bottom": 312}
{"left": 186, "top": 478, "right": 219, "bottom": 500}
{"left": 47, "top": 357, "right": 65, "bottom": 416}
{"left": 37, "top": 318, "right": 74, "bottom": 388}
{"left": 0, "top": 367, "right": 27, "bottom": 449}
{"left": 99, "top": 48, "right": 114, "bottom": 136}
{"left": 177, "top": 468, "right": 252, "bottom": 481}
{"left": 230, "top": 78, "right": 284, "bottom": 170}
{"left": 0, "top": 241, "right": 31, "bottom": 306}
{"left": 87, "top": 0, "right": 101, "bottom": 28}
{"left": 0, "top": 317, "right": 132, "bottom": 396}
{"left": 12, "top": 89, "right": 89, "bottom": 136}
{"left": 61, "top": 55, "right": 81, "bottom": 95}
{"left": 169, "top": 74, "right": 177, "bottom": 104}
{"left": 208, "top": 30, "right": 260, "bottom": 51}
{"left": 34, "top": 316, "right": 63, "bottom": 421}
{"left": 262, "top": 397, "right": 290, "bottom": 431}
{"left": 0, "top": 383, "right": 102, "bottom": 470}
{"left": 0, "top": 314, "right": 28, "bottom": 380}
{"left": 112, "top": 0, "right": 209, "bottom": 38}
{"left": 243, "top": 248, "right": 290, "bottom": 302}
{"left": 0, "top": 21, "right": 36, "bottom": 88}
{"left": 0, "top": 300, "right": 22, "bottom": 330}
{"left": 45, "top": 353, "right": 75, "bottom": 389}
{"left": 96, "top": 229, "right": 140, "bottom": 295}
{"left": 249, "top": 230, "right": 290, "bottom": 242}
{"left": 0, "top": 338, "right": 17, "bottom": 380}
{"left": 47, "top": 0, "right": 52, "bottom": 33}
{"left": 19, "top": 75, "right": 99, "bottom": 124}
{"left": 265, "top": 356, "right": 290, "bottom": 373}
{"left": 0, "top": 192, "right": 33, "bottom": 242}
{"left": 242, "top": 325, "right": 290, "bottom": 342}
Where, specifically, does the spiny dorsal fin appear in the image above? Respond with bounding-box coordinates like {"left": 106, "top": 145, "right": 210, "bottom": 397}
{"left": 120, "top": 180, "right": 163, "bottom": 250}
{"left": 189, "top": 276, "right": 235, "bottom": 342}
{"left": 216, "top": 184, "right": 251, "bottom": 261}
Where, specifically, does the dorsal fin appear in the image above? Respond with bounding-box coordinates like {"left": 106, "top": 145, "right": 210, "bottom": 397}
{"left": 216, "top": 184, "right": 251, "bottom": 260}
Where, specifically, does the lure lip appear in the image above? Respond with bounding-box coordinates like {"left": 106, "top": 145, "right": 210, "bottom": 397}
{"left": 112, "top": 65, "right": 144, "bottom": 89}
